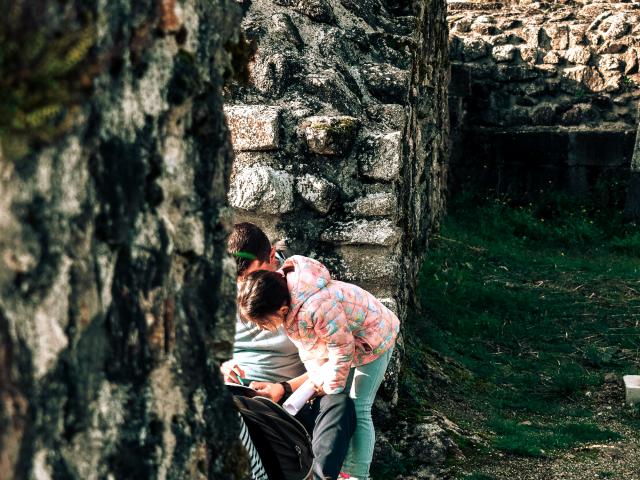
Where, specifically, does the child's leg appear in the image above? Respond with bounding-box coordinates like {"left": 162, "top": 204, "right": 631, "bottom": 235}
{"left": 341, "top": 347, "right": 394, "bottom": 478}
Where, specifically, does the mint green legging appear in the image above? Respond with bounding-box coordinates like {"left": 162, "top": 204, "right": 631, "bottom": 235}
{"left": 341, "top": 347, "right": 394, "bottom": 478}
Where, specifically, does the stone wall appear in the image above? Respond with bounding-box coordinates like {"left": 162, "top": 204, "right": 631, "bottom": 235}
{"left": 224, "top": 0, "right": 449, "bottom": 337}
{"left": 448, "top": 0, "right": 640, "bottom": 196}
{"left": 0, "top": 1, "right": 246, "bottom": 478}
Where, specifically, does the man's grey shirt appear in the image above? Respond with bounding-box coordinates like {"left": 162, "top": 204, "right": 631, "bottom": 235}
{"left": 233, "top": 315, "right": 306, "bottom": 383}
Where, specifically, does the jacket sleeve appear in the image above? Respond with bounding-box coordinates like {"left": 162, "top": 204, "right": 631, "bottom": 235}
{"left": 306, "top": 301, "right": 354, "bottom": 394}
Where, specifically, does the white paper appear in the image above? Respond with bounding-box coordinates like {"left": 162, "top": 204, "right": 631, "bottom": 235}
{"left": 282, "top": 380, "right": 316, "bottom": 415}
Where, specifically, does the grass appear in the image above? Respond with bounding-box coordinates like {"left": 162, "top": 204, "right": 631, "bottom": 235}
{"left": 376, "top": 190, "right": 640, "bottom": 477}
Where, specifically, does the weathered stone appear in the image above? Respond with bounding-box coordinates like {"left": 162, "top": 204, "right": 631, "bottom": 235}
{"left": 229, "top": 165, "right": 295, "bottom": 213}
{"left": 546, "top": 25, "right": 569, "bottom": 50}
{"left": 624, "top": 48, "right": 639, "bottom": 75}
{"left": 569, "top": 24, "right": 587, "bottom": 47}
{"left": 452, "top": 17, "right": 473, "bottom": 33}
{"left": 345, "top": 192, "right": 396, "bottom": 217}
{"left": 543, "top": 50, "right": 562, "bottom": 65}
{"left": 498, "top": 19, "right": 520, "bottom": 30}
{"left": 250, "top": 51, "right": 300, "bottom": 97}
{"left": 293, "top": 0, "right": 335, "bottom": 23}
{"left": 224, "top": 105, "right": 281, "bottom": 151}
{"left": 603, "top": 14, "right": 630, "bottom": 41}
{"left": 359, "top": 131, "right": 403, "bottom": 181}
{"left": 302, "top": 68, "right": 361, "bottom": 113}
{"left": 271, "top": 13, "right": 304, "bottom": 49}
{"left": 492, "top": 44, "right": 516, "bottom": 63}
{"left": 460, "top": 37, "right": 489, "bottom": 61}
{"left": 561, "top": 104, "right": 598, "bottom": 125}
{"left": 523, "top": 26, "right": 542, "bottom": 47}
{"left": 472, "top": 23, "right": 500, "bottom": 36}
{"left": 531, "top": 104, "right": 556, "bottom": 125}
{"left": 300, "top": 115, "right": 360, "bottom": 155}
{"left": 519, "top": 46, "right": 540, "bottom": 64}
{"left": 598, "top": 54, "right": 623, "bottom": 72}
{"left": 296, "top": 174, "right": 339, "bottom": 213}
{"left": 564, "top": 46, "right": 591, "bottom": 65}
{"left": 321, "top": 219, "right": 401, "bottom": 246}
{"left": 562, "top": 66, "right": 605, "bottom": 93}
{"left": 0, "top": 1, "right": 245, "bottom": 478}
{"left": 361, "top": 63, "right": 409, "bottom": 102}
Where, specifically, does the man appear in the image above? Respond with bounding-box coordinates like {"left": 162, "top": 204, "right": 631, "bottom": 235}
{"left": 222, "top": 222, "right": 356, "bottom": 480}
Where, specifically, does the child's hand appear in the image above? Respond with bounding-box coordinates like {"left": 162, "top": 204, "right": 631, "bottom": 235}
{"left": 249, "top": 381, "right": 285, "bottom": 402}
{"left": 220, "top": 360, "right": 245, "bottom": 384}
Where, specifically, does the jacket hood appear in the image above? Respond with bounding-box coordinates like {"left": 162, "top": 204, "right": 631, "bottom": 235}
{"left": 280, "top": 255, "right": 331, "bottom": 321}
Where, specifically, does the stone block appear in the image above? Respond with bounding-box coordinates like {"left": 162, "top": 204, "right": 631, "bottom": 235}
{"left": 562, "top": 66, "right": 605, "bottom": 93}
{"left": 460, "top": 37, "right": 489, "bottom": 61}
{"left": 345, "top": 193, "right": 396, "bottom": 217}
{"left": 295, "top": 174, "right": 339, "bottom": 214}
{"left": 452, "top": 17, "right": 473, "bottom": 33}
{"left": 224, "top": 105, "right": 281, "bottom": 151}
{"left": 624, "top": 48, "right": 639, "bottom": 75}
{"left": 293, "top": 0, "right": 335, "bottom": 24}
{"left": 321, "top": 219, "right": 401, "bottom": 246}
{"left": 495, "top": 65, "right": 540, "bottom": 82}
{"left": 603, "top": 14, "right": 630, "bottom": 41}
{"left": 561, "top": 104, "right": 598, "bottom": 125}
{"left": 569, "top": 24, "right": 587, "bottom": 47}
{"left": 519, "top": 46, "right": 539, "bottom": 64}
{"left": 361, "top": 63, "right": 409, "bottom": 103}
{"left": 598, "top": 54, "right": 623, "bottom": 71}
{"left": 545, "top": 25, "right": 569, "bottom": 50}
{"left": 300, "top": 116, "right": 359, "bottom": 156}
{"left": 359, "top": 131, "right": 402, "bottom": 181}
{"left": 498, "top": 19, "right": 520, "bottom": 30}
{"left": 523, "top": 26, "right": 542, "bottom": 47}
{"left": 564, "top": 47, "right": 591, "bottom": 65}
{"left": 543, "top": 51, "right": 562, "bottom": 65}
{"left": 229, "top": 164, "right": 294, "bottom": 213}
{"left": 492, "top": 45, "right": 516, "bottom": 63}
{"left": 250, "top": 51, "right": 300, "bottom": 97}
{"left": 472, "top": 23, "right": 500, "bottom": 36}
{"left": 324, "top": 246, "right": 400, "bottom": 284}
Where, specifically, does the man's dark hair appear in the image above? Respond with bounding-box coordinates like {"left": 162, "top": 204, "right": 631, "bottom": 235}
{"left": 228, "top": 223, "right": 271, "bottom": 277}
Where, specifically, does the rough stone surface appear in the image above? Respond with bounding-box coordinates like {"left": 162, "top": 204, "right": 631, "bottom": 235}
{"left": 225, "top": 0, "right": 450, "bottom": 419}
{"left": 360, "top": 131, "right": 403, "bottom": 181}
{"left": 0, "top": 1, "right": 246, "bottom": 478}
{"left": 320, "top": 219, "right": 402, "bottom": 246}
{"left": 448, "top": 0, "right": 640, "bottom": 197}
{"left": 229, "top": 165, "right": 295, "bottom": 214}
{"left": 226, "top": 0, "right": 449, "bottom": 324}
{"left": 296, "top": 173, "right": 339, "bottom": 214}
{"left": 345, "top": 192, "right": 397, "bottom": 217}
{"left": 225, "top": 105, "right": 281, "bottom": 151}
{"left": 300, "top": 115, "right": 359, "bottom": 155}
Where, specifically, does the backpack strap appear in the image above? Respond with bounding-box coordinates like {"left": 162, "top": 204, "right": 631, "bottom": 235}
{"left": 238, "top": 413, "right": 269, "bottom": 480}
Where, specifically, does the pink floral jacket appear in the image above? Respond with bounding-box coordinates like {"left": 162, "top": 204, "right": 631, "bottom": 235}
{"left": 281, "top": 256, "right": 400, "bottom": 394}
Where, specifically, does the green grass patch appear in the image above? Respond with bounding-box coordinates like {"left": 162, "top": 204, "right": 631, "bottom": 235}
{"left": 393, "top": 191, "right": 640, "bottom": 473}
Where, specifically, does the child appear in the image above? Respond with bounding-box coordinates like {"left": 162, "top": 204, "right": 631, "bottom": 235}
{"left": 237, "top": 255, "right": 400, "bottom": 480}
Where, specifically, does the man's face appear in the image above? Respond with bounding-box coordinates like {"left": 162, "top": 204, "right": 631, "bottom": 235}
{"left": 240, "top": 247, "right": 278, "bottom": 279}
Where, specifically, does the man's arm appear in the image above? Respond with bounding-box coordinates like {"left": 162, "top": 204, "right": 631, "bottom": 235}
{"left": 250, "top": 372, "right": 309, "bottom": 402}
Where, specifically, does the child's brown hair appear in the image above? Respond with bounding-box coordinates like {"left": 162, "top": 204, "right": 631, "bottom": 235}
{"left": 237, "top": 267, "right": 294, "bottom": 329}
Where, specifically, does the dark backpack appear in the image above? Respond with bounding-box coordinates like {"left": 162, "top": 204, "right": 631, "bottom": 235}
{"left": 233, "top": 394, "right": 313, "bottom": 480}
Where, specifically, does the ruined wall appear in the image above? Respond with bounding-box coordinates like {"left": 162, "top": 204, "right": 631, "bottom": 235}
{"left": 0, "top": 1, "right": 246, "bottom": 478}
{"left": 448, "top": 0, "right": 640, "bottom": 196}
{"left": 224, "top": 0, "right": 449, "bottom": 336}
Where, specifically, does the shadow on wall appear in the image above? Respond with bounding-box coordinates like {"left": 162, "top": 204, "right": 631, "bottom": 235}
{"left": 449, "top": 60, "right": 638, "bottom": 200}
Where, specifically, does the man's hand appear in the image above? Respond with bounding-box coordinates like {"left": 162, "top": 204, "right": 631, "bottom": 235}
{"left": 220, "top": 360, "right": 245, "bottom": 384}
{"left": 249, "top": 381, "right": 285, "bottom": 402}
